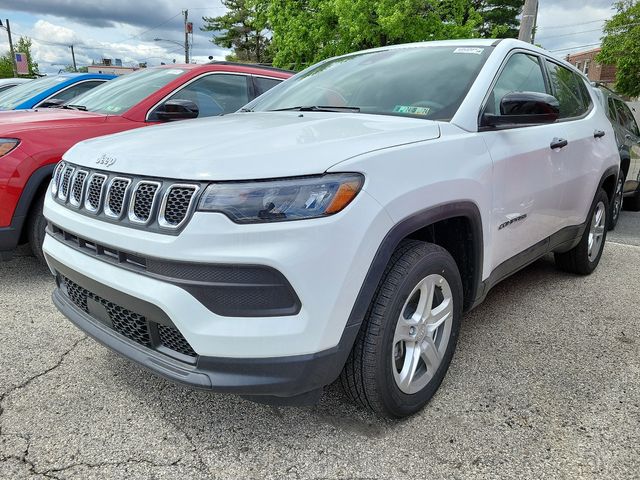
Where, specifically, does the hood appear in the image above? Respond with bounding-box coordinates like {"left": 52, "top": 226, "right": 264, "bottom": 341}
{"left": 65, "top": 112, "right": 441, "bottom": 180}
{"left": 0, "top": 109, "right": 107, "bottom": 134}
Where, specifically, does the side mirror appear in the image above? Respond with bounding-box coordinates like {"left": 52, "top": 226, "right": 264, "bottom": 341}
{"left": 154, "top": 99, "right": 199, "bottom": 121}
{"left": 481, "top": 91, "right": 560, "bottom": 128}
{"left": 39, "top": 98, "right": 66, "bottom": 108}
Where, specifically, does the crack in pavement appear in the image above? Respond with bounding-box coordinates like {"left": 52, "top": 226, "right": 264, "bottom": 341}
{"left": 0, "top": 335, "right": 87, "bottom": 477}
{"left": 0, "top": 336, "right": 207, "bottom": 478}
{"left": 41, "top": 457, "right": 184, "bottom": 476}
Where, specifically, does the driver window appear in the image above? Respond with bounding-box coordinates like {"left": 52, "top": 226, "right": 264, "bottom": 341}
{"left": 486, "top": 53, "right": 547, "bottom": 115}
{"left": 160, "top": 74, "right": 249, "bottom": 118}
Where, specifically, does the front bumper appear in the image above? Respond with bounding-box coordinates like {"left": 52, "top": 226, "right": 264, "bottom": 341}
{"left": 52, "top": 284, "right": 358, "bottom": 398}
{"left": 43, "top": 185, "right": 393, "bottom": 396}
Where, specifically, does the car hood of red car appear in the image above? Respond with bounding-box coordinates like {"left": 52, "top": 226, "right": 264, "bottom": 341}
{"left": 0, "top": 109, "right": 109, "bottom": 134}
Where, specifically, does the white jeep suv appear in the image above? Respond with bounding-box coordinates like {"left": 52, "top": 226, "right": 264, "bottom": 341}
{"left": 43, "top": 39, "right": 619, "bottom": 418}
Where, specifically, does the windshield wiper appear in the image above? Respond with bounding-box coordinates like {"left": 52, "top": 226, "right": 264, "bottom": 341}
{"left": 239, "top": 107, "right": 253, "bottom": 112}
{"left": 66, "top": 104, "right": 87, "bottom": 111}
{"left": 268, "top": 105, "right": 361, "bottom": 113}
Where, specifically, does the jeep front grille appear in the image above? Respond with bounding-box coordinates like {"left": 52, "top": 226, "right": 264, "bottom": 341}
{"left": 51, "top": 162, "right": 202, "bottom": 234}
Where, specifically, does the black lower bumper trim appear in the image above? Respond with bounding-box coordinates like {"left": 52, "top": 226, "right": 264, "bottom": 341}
{"left": 53, "top": 288, "right": 359, "bottom": 397}
{"left": 0, "top": 217, "right": 24, "bottom": 253}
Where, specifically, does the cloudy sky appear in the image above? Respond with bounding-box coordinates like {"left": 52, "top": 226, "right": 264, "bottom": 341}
{"left": 0, "top": 0, "right": 618, "bottom": 74}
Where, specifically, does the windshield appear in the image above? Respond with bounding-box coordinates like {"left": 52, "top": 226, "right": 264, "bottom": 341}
{"left": 67, "top": 68, "right": 187, "bottom": 115}
{"left": 0, "top": 75, "right": 68, "bottom": 110}
{"left": 249, "top": 46, "right": 491, "bottom": 121}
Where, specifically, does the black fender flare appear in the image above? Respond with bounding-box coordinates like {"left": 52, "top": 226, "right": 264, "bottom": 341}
{"left": 598, "top": 164, "right": 621, "bottom": 202}
{"left": 324, "top": 201, "right": 484, "bottom": 384}
{"left": 2, "top": 163, "right": 56, "bottom": 250}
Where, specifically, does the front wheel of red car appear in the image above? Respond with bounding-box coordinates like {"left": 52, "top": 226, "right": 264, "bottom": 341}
{"left": 26, "top": 192, "right": 47, "bottom": 265}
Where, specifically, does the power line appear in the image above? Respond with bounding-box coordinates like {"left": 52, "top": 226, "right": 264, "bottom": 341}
{"left": 537, "top": 18, "right": 608, "bottom": 30}
{"left": 116, "top": 11, "right": 182, "bottom": 42}
{"left": 538, "top": 28, "right": 603, "bottom": 40}
{"left": 550, "top": 42, "right": 601, "bottom": 53}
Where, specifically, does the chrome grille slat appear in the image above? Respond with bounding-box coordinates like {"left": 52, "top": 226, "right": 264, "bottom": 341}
{"left": 158, "top": 184, "right": 200, "bottom": 229}
{"left": 51, "top": 162, "right": 66, "bottom": 196}
{"left": 57, "top": 166, "right": 75, "bottom": 201}
{"left": 128, "top": 181, "right": 161, "bottom": 224}
{"left": 69, "top": 170, "right": 88, "bottom": 207}
{"left": 84, "top": 173, "right": 107, "bottom": 213}
{"left": 104, "top": 177, "right": 131, "bottom": 219}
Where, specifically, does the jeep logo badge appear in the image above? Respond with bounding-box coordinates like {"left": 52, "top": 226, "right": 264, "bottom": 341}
{"left": 96, "top": 154, "right": 117, "bottom": 168}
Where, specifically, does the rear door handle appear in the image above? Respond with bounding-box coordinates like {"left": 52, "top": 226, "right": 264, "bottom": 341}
{"left": 594, "top": 130, "right": 606, "bottom": 138}
{"left": 550, "top": 137, "right": 568, "bottom": 150}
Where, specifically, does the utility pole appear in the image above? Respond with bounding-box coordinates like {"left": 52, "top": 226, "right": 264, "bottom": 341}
{"left": 183, "top": 9, "right": 189, "bottom": 64}
{"left": 5, "top": 19, "right": 17, "bottom": 77}
{"left": 70, "top": 45, "right": 77, "bottom": 72}
{"left": 518, "top": 0, "right": 538, "bottom": 44}
{"left": 530, "top": 0, "right": 539, "bottom": 44}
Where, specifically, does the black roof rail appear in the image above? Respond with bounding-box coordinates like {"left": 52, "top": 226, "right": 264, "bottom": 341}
{"left": 206, "top": 61, "right": 294, "bottom": 74}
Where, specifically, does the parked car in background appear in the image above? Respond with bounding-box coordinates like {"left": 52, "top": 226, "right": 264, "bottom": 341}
{"left": 592, "top": 84, "right": 640, "bottom": 227}
{"left": 0, "top": 73, "right": 115, "bottom": 111}
{"left": 43, "top": 39, "right": 619, "bottom": 418}
{"left": 0, "top": 77, "right": 33, "bottom": 94}
{"left": 0, "top": 62, "right": 292, "bottom": 262}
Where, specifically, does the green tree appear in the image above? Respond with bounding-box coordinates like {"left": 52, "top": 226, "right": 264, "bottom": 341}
{"left": 267, "top": 0, "right": 481, "bottom": 70}
{"left": 0, "top": 36, "right": 39, "bottom": 78}
{"left": 202, "top": 0, "right": 273, "bottom": 63}
{"left": 471, "top": 0, "right": 524, "bottom": 38}
{"left": 598, "top": 0, "right": 640, "bottom": 97}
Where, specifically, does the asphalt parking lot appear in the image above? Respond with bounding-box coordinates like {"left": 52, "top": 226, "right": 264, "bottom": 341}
{"left": 1, "top": 212, "right": 638, "bottom": 480}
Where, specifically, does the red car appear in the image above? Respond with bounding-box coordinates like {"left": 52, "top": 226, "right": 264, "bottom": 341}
{"left": 0, "top": 62, "right": 292, "bottom": 262}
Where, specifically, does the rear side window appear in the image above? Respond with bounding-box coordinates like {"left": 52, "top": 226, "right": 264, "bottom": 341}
{"left": 253, "top": 76, "right": 281, "bottom": 96}
{"left": 614, "top": 99, "right": 640, "bottom": 136}
{"left": 486, "top": 53, "right": 547, "bottom": 115}
{"left": 50, "top": 81, "right": 105, "bottom": 103}
{"left": 607, "top": 97, "right": 619, "bottom": 122}
{"left": 545, "top": 61, "right": 591, "bottom": 119}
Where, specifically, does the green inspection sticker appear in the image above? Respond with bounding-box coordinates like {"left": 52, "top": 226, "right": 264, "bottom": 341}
{"left": 393, "top": 105, "right": 431, "bottom": 115}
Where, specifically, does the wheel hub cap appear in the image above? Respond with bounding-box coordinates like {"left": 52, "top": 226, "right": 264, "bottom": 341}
{"left": 392, "top": 274, "right": 454, "bottom": 395}
{"left": 588, "top": 200, "right": 606, "bottom": 262}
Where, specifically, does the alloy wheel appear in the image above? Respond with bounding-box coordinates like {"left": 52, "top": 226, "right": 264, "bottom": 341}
{"left": 392, "top": 274, "right": 453, "bottom": 395}
{"left": 588, "top": 201, "right": 606, "bottom": 262}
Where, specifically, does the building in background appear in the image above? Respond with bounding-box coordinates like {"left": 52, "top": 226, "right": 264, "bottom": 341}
{"left": 566, "top": 48, "right": 616, "bottom": 87}
{"left": 87, "top": 59, "right": 138, "bottom": 76}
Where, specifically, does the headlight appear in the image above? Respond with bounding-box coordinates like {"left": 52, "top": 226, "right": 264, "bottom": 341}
{"left": 0, "top": 138, "right": 19, "bottom": 157}
{"left": 198, "top": 173, "right": 364, "bottom": 223}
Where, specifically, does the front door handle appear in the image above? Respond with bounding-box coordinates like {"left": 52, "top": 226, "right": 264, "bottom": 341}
{"left": 594, "top": 129, "right": 606, "bottom": 138}
{"left": 550, "top": 137, "right": 568, "bottom": 150}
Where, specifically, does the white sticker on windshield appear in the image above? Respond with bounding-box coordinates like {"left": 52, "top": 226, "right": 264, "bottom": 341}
{"left": 454, "top": 47, "right": 484, "bottom": 55}
{"left": 166, "top": 69, "right": 183, "bottom": 75}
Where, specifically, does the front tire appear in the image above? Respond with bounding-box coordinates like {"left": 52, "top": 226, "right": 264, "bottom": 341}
{"left": 555, "top": 188, "right": 608, "bottom": 275}
{"left": 340, "top": 240, "right": 463, "bottom": 418}
{"left": 609, "top": 172, "right": 625, "bottom": 230}
{"left": 26, "top": 192, "right": 47, "bottom": 265}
